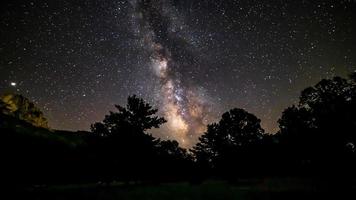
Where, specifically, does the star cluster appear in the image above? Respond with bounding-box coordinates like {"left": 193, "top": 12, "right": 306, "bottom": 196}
{"left": 1, "top": 0, "right": 355, "bottom": 147}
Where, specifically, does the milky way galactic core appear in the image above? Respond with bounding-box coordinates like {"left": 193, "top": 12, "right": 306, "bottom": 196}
{"left": 130, "top": 0, "right": 214, "bottom": 147}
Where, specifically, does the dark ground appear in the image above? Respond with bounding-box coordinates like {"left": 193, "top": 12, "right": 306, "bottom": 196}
{"left": 12, "top": 178, "right": 356, "bottom": 200}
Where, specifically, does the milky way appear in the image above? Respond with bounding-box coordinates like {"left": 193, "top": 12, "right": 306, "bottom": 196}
{"left": 0, "top": 0, "right": 355, "bottom": 148}
{"left": 129, "top": 0, "right": 213, "bottom": 147}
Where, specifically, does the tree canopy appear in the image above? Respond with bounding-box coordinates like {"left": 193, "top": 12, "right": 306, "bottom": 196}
{"left": 277, "top": 74, "right": 356, "bottom": 173}
{"left": 192, "top": 108, "right": 264, "bottom": 170}
{"left": 88, "top": 95, "right": 193, "bottom": 181}
{"left": 91, "top": 95, "right": 166, "bottom": 137}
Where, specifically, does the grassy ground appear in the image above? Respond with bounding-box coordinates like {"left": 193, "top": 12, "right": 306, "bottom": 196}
{"left": 18, "top": 178, "right": 356, "bottom": 200}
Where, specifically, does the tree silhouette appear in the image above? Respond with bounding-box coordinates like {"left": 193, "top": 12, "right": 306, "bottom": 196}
{"left": 91, "top": 95, "right": 166, "bottom": 137}
{"left": 277, "top": 74, "right": 356, "bottom": 177}
{"left": 157, "top": 140, "right": 188, "bottom": 159}
{"left": 154, "top": 139, "right": 194, "bottom": 181}
{"left": 192, "top": 108, "right": 264, "bottom": 178}
{"left": 89, "top": 95, "right": 167, "bottom": 182}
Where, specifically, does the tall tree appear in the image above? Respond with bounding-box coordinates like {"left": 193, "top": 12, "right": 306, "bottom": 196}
{"left": 192, "top": 108, "right": 264, "bottom": 175}
{"left": 91, "top": 95, "right": 166, "bottom": 137}
{"left": 89, "top": 95, "right": 166, "bottom": 181}
{"left": 277, "top": 74, "right": 356, "bottom": 176}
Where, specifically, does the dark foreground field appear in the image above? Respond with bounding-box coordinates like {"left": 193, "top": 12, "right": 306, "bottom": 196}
{"left": 17, "top": 178, "right": 356, "bottom": 200}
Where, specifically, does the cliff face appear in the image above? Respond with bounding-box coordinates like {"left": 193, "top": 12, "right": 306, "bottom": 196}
{"left": 0, "top": 93, "right": 48, "bottom": 128}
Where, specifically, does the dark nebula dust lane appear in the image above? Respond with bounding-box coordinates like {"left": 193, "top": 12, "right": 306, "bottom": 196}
{"left": 0, "top": 0, "right": 356, "bottom": 147}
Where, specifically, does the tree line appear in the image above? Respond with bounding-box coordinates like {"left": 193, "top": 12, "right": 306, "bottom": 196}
{"left": 1, "top": 72, "right": 356, "bottom": 187}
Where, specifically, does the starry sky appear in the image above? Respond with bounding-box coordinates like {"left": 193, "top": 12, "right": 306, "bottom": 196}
{"left": 1, "top": 0, "right": 355, "bottom": 147}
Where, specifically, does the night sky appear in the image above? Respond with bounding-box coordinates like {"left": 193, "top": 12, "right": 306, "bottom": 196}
{"left": 1, "top": 0, "right": 355, "bottom": 147}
